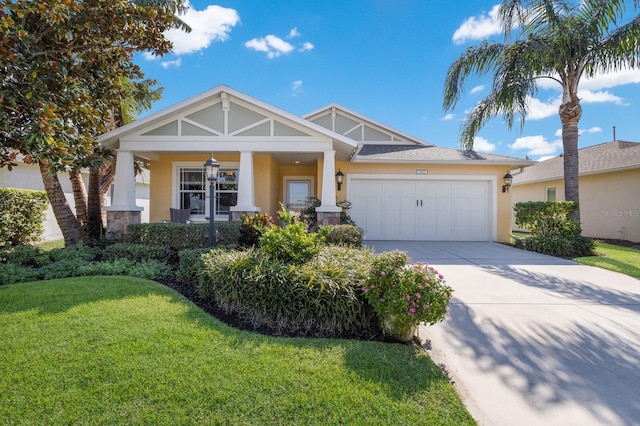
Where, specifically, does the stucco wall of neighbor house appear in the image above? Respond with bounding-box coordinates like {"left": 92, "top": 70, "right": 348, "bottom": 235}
{"left": 0, "top": 163, "right": 149, "bottom": 241}
{"left": 335, "top": 162, "right": 513, "bottom": 243}
{"left": 512, "top": 169, "right": 640, "bottom": 242}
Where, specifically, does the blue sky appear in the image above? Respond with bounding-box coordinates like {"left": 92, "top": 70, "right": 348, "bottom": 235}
{"left": 136, "top": 1, "right": 640, "bottom": 161}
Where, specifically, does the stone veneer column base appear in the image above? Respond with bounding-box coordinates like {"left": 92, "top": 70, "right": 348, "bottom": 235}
{"left": 316, "top": 211, "right": 341, "bottom": 226}
{"left": 106, "top": 210, "right": 141, "bottom": 242}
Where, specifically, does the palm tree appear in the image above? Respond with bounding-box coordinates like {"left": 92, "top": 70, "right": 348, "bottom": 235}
{"left": 443, "top": 0, "right": 640, "bottom": 223}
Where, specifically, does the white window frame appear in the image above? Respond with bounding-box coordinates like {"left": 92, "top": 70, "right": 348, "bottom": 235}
{"left": 546, "top": 186, "right": 556, "bottom": 202}
{"left": 172, "top": 161, "right": 240, "bottom": 221}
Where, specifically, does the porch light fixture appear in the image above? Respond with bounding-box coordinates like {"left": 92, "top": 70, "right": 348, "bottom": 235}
{"left": 502, "top": 172, "right": 513, "bottom": 193}
{"left": 335, "top": 169, "right": 344, "bottom": 191}
{"left": 204, "top": 153, "right": 220, "bottom": 247}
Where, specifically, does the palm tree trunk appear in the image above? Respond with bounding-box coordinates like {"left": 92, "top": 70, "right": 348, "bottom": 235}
{"left": 39, "top": 161, "right": 90, "bottom": 246}
{"left": 559, "top": 95, "right": 582, "bottom": 224}
{"left": 69, "top": 169, "right": 88, "bottom": 227}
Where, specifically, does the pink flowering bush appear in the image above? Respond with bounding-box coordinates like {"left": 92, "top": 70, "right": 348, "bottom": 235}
{"left": 362, "top": 250, "right": 453, "bottom": 327}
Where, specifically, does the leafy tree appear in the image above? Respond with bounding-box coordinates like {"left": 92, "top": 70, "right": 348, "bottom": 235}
{"left": 443, "top": 0, "right": 640, "bottom": 223}
{"left": 0, "top": 0, "right": 188, "bottom": 245}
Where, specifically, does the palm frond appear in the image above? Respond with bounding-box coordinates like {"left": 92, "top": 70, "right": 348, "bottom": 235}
{"left": 588, "top": 13, "right": 640, "bottom": 74}
{"left": 443, "top": 41, "right": 505, "bottom": 110}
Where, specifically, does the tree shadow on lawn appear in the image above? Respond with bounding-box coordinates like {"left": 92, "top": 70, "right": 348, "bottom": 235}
{"left": 0, "top": 276, "right": 451, "bottom": 404}
{"left": 0, "top": 276, "right": 164, "bottom": 315}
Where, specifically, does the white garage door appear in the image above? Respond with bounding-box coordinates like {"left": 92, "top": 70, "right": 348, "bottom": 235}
{"left": 349, "top": 178, "right": 493, "bottom": 241}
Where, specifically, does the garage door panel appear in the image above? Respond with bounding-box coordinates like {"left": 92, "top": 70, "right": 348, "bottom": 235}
{"left": 349, "top": 178, "right": 492, "bottom": 241}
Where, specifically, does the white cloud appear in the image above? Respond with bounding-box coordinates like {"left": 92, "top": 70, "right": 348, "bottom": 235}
{"left": 288, "top": 27, "right": 301, "bottom": 38}
{"left": 160, "top": 58, "right": 182, "bottom": 69}
{"left": 585, "top": 126, "right": 602, "bottom": 134}
{"left": 245, "top": 31, "right": 314, "bottom": 58}
{"left": 536, "top": 155, "right": 555, "bottom": 162}
{"left": 441, "top": 113, "right": 456, "bottom": 121}
{"left": 299, "top": 41, "right": 314, "bottom": 52}
{"left": 473, "top": 136, "right": 496, "bottom": 153}
{"left": 453, "top": 4, "right": 502, "bottom": 44}
{"left": 245, "top": 35, "right": 294, "bottom": 58}
{"left": 580, "top": 68, "right": 640, "bottom": 91}
{"left": 163, "top": 2, "right": 240, "bottom": 56}
{"left": 579, "top": 90, "right": 626, "bottom": 105}
{"left": 292, "top": 80, "right": 303, "bottom": 91}
{"left": 470, "top": 85, "right": 485, "bottom": 94}
{"left": 526, "top": 96, "right": 561, "bottom": 120}
{"left": 508, "top": 135, "right": 562, "bottom": 155}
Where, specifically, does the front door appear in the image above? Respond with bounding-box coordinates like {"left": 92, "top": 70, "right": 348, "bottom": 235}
{"left": 285, "top": 178, "right": 312, "bottom": 212}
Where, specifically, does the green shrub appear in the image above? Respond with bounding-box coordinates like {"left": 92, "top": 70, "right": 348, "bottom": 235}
{"left": 128, "top": 260, "right": 173, "bottom": 281}
{"left": 0, "top": 263, "right": 41, "bottom": 285}
{"left": 514, "top": 234, "right": 596, "bottom": 256}
{"left": 238, "top": 213, "right": 274, "bottom": 248}
{"left": 127, "top": 222, "right": 241, "bottom": 249}
{"left": 258, "top": 207, "right": 327, "bottom": 265}
{"left": 40, "top": 258, "right": 92, "bottom": 280}
{"left": 77, "top": 259, "right": 134, "bottom": 276}
{"left": 0, "top": 188, "right": 49, "bottom": 247}
{"left": 324, "top": 224, "right": 364, "bottom": 247}
{"left": 103, "top": 243, "right": 175, "bottom": 264}
{"left": 0, "top": 245, "right": 50, "bottom": 267}
{"left": 48, "top": 244, "right": 100, "bottom": 263}
{"left": 176, "top": 248, "right": 210, "bottom": 284}
{"left": 514, "top": 201, "right": 596, "bottom": 256}
{"left": 199, "top": 245, "right": 377, "bottom": 337}
{"left": 363, "top": 251, "right": 453, "bottom": 327}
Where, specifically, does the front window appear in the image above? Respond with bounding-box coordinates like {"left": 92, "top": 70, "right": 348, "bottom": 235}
{"left": 178, "top": 166, "right": 238, "bottom": 218}
{"left": 546, "top": 187, "right": 556, "bottom": 202}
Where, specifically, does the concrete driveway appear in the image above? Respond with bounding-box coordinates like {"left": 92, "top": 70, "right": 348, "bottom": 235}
{"left": 366, "top": 241, "right": 640, "bottom": 426}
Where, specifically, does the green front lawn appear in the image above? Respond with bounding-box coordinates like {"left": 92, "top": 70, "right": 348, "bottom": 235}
{"left": 573, "top": 242, "right": 640, "bottom": 278}
{"left": 0, "top": 276, "right": 474, "bottom": 425}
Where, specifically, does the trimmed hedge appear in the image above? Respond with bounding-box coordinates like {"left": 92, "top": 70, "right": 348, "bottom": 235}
{"left": 0, "top": 188, "right": 49, "bottom": 246}
{"left": 514, "top": 201, "right": 596, "bottom": 256}
{"left": 127, "top": 222, "right": 241, "bottom": 249}
{"left": 198, "top": 245, "right": 378, "bottom": 337}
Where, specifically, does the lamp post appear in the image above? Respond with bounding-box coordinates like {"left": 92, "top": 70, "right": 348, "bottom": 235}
{"left": 204, "top": 153, "right": 220, "bottom": 247}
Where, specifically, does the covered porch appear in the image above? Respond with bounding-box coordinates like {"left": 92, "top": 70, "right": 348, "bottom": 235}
{"left": 97, "top": 86, "right": 357, "bottom": 240}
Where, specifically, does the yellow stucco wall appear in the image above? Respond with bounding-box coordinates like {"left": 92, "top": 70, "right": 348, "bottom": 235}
{"left": 149, "top": 153, "right": 239, "bottom": 223}
{"left": 148, "top": 155, "right": 515, "bottom": 242}
{"left": 512, "top": 169, "right": 640, "bottom": 242}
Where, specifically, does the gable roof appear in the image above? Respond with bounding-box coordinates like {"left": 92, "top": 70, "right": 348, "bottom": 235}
{"left": 513, "top": 141, "right": 640, "bottom": 185}
{"left": 97, "top": 84, "right": 358, "bottom": 152}
{"left": 303, "top": 104, "right": 429, "bottom": 146}
{"left": 356, "top": 144, "right": 534, "bottom": 165}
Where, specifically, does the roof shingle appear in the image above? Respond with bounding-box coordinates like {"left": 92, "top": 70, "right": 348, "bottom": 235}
{"left": 356, "top": 144, "right": 533, "bottom": 165}
{"left": 513, "top": 141, "right": 640, "bottom": 184}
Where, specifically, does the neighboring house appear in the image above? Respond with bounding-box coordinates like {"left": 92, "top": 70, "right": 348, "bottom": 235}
{"left": 97, "top": 85, "right": 532, "bottom": 243}
{"left": 0, "top": 161, "right": 150, "bottom": 242}
{"left": 511, "top": 140, "right": 640, "bottom": 242}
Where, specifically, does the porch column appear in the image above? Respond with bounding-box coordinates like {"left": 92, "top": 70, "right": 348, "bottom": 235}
{"left": 316, "top": 150, "right": 341, "bottom": 226}
{"left": 230, "top": 151, "right": 260, "bottom": 221}
{"left": 104, "top": 150, "right": 142, "bottom": 241}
